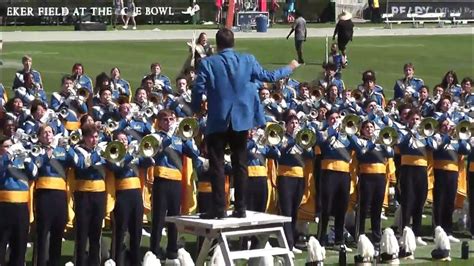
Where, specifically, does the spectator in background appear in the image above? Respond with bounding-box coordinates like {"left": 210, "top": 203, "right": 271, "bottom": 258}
{"left": 333, "top": 11, "right": 354, "bottom": 66}
{"left": 113, "top": 0, "right": 125, "bottom": 28}
{"left": 286, "top": 10, "right": 307, "bottom": 64}
{"left": 369, "top": 0, "right": 381, "bottom": 23}
{"left": 122, "top": 0, "right": 137, "bottom": 30}
{"left": 269, "top": 0, "right": 280, "bottom": 25}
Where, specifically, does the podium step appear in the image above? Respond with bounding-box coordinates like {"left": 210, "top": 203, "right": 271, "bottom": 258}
{"left": 230, "top": 247, "right": 290, "bottom": 260}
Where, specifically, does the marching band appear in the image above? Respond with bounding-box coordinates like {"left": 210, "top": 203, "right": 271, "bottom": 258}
{"left": 0, "top": 48, "right": 473, "bottom": 266}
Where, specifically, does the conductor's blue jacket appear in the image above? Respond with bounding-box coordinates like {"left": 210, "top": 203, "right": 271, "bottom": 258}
{"left": 192, "top": 48, "right": 293, "bottom": 135}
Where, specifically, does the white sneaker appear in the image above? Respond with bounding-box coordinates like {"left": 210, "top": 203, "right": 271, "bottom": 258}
{"left": 292, "top": 247, "right": 302, "bottom": 254}
{"left": 142, "top": 228, "right": 151, "bottom": 237}
{"left": 122, "top": 25, "right": 128, "bottom": 29}
{"left": 448, "top": 235, "right": 460, "bottom": 243}
{"left": 132, "top": 26, "right": 137, "bottom": 30}
{"left": 27, "top": 242, "right": 32, "bottom": 248}
{"left": 422, "top": 214, "right": 427, "bottom": 218}
{"left": 416, "top": 237, "right": 427, "bottom": 246}
{"left": 380, "top": 212, "right": 388, "bottom": 220}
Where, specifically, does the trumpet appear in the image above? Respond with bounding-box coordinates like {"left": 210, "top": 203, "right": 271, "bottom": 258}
{"left": 272, "top": 92, "right": 283, "bottom": 103}
{"left": 103, "top": 141, "right": 127, "bottom": 163}
{"left": 341, "top": 114, "right": 361, "bottom": 135}
{"left": 30, "top": 144, "right": 43, "bottom": 157}
{"left": 30, "top": 133, "right": 39, "bottom": 144}
{"left": 296, "top": 128, "right": 317, "bottom": 149}
{"left": 105, "top": 119, "right": 119, "bottom": 132}
{"left": 138, "top": 134, "right": 162, "bottom": 158}
{"left": 77, "top": 87, "right": 90, "bottom": 102}
{"left": 308, "top": 109, "right": 318, "bottom": 120}
{"left": 311, "top": 87, "right": 325, "bottom": 100}
{"left": 143, "top": 106, "right": 157, "bottom": 118}
{"left": 378, "top": 127, "right": 399, "bottom": 146}
{"left": 58, "top": 107, "right": 69, "bottom": 119}
{"left": 351, "top": 89, "right": 365, "bottom": 103}
{"left": 149, "top": 93, "right": 163, "bottom": 105}
{"left": 69, "top": 130, "right": 82, "bottom": 145}
{"left": 417, "top": 117, "right": 438, "bottom": 137}
{"left": 176, "top": 117, "right": 199, "bottom": 140}
{"left": 452, "top": 120, "right": 472, "bottom": 140}
{"left": 263, "top": 123, "right": 285, "bottom": 146}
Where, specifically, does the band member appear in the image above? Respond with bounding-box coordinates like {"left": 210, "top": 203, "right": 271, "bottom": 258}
{"left": 4, "top": 96, "right": 29, "bottom": 126}
{"left": 169, "top": 77, "right": 193, "bottom": 118}
{"left": 316, "top": 111, "right": 353, "bottom": 250}
{"left": 50, "top": 75, "right": 88, "bottom": 132}
{"left": 247, "top": 128, "right": 279, "bottom": 213}
{"left": 12, "top": 55, "right": 43, "bottom": 90}
{"left": 361, "top": 74, "right": 385, "bottom": 107}
{"left": 328, "top": 43, "right": 345, "bottom": 76}
{"left": 32, "top": 124, "right": 77, "bottom": 266}
{"left": 110, "top": 67, "right": 131, "bottom": 102}
{"left": 73, "top": 124, "right": 107, "bottom": 266}
{"left": 432, "top": 118, "right": 470, "bottom": 243}
{"left": 418, "top": 86, "right": 436, "bottom": 117}
{"left": 91, "top": 87, "right": 118, "bottom": 122}
{"left": 23, "top": 100, "right": 65, "bottom": 137}
{"left": 396, "top": 109, "right": 435, "bottom": 246}
{"left": 14, "top": 71, "right": 47, "bottom": 106}
{"left": 0, "top": 135, "right": 37, "bottom": 266}
{"left": 318, "top": 63, "right": 345, "bottom": 95}
{"left": 106, "top": 131, "right": 151, "bottom": 266}
{"left": 147, "top": 63, "right": 173, "bottom": 94}
{"left": 350, "top": 121, "right": 394, "bottom": 244}
{"left": 150, "top": 110, "right": 199, "bottom": 260}
{"left": 276, "top": 115, "right": 313, "bottom": 252}
{"left": 440, "top": 70, "right": 462, "bottom": 101}
{"left": 71, "top": 63, "right": 93, "bottom": 94}
{"left": 116, "top": 102, "right": 154, "bottom": 139}
{"left": 461, "top": 77, "right": 473, "bottom": 107}
{"left": 393, "top": 63, "right": 424, "bottom": 100}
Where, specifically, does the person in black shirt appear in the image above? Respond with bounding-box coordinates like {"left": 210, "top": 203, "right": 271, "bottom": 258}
{"left": 332, "top": 11, "right": 354, "bottom": 66}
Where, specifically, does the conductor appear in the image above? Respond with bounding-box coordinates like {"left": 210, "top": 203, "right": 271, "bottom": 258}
{"left": 192, "top": 28, "right": 300, "bottom": 219}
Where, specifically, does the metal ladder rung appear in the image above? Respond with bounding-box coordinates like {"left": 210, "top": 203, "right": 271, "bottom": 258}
{"left": 230, "top": 247, "right": 291, "bottom": 260}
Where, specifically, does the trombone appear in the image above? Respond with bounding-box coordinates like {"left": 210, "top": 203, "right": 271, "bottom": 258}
{"left": 103, "top": 141, "right": 127, "bottom": 163}
{"left": 378, "top": 127, "right": 399, "bottom": 146}
{"left": 296, "top": 128, "right": 317, "bottom": 149}
{"left": 176, "top": 117, "right": 199, "bottom": 141}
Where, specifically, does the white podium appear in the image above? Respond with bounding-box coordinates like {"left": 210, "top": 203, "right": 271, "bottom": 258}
{"left": 166, "top": 211, "right": 294, "bottom": 266}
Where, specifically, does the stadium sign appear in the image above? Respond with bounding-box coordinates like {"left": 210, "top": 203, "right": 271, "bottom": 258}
{"left": 386, "top": 0, "right": 474, "bottom": 19}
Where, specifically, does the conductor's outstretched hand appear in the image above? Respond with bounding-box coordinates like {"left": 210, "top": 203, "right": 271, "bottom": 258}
{"left": 289, "top": 60, "right": 301, "bottom": 70}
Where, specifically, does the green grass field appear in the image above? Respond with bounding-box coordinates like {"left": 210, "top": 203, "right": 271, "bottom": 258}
{"left": 2, "top": 34, "right": 474, "bottom": 265}
{"left": 1, "top": 34, "right": 473, "bottom": 101}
